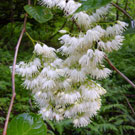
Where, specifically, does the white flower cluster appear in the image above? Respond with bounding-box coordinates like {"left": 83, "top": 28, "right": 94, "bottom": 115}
{"left": 74, "top": 4, "right": 111, "bottom": 30}
{"left": 15, "top": 0, "right": 128, "bottom": 127}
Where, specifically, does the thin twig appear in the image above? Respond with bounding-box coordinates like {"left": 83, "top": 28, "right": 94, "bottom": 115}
{"left": 3, "top": 16, "right": 27, "bottom": 135}
{"left": 104, "top": 55, "right": 135, "bottom": 88}
{"left": 49, "top": 20, "right": 67, "bottom": 40}
{"left": 3, "top": 0, "right": 30, "bottom": 134}
{"left": 125, "top": 96, "right": 135, "bottom": 115}
{"left": 111, "top": 2, "right": 132, "bottom": 20}
{"left": 126, "top": 94, "right": 135, "bottom": 97}
{"left": 106, "top": 55, "right": 135, "bottom": 115}
{"left": 72, "top": 17, "right": 82, "bottom": 32}
{"left": 29, "top": 99, "right": 33, "bottom": 110}
{"left": 3, "top": 15, "right": 27, "bottom": 135}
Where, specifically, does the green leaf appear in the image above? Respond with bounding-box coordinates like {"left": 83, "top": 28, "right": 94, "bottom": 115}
{"left": 24, "top": 5, "right": 53, "bottom": 23}
{"left": 54, "top": 123, "right": 64, "bottom": 135}
{"left": 96, "top": 123, "right": 118, "bottom": 132}
{"left": 47, "top": 130, "right": 55, "bottom": 135}
{"left": 7, "top": 113, "right": 47, "bottom": 135}
{"left": 101, "top": 104, "right": 127, "bottom": 113}
{"left": 54, "top": 119, "right": 71, "bottom": 135}
{"left": 77, "top": 0, "right": 112, "bottom": 12}
{"left": 45, "top": 119, "right": 55, "bottom": 130}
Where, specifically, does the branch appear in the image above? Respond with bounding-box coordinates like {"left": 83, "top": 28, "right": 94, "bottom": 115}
{"left": 72, "top": 17, "right": 82, "bottom": 32}
{"left": 29, "top": 99, "right": 33, "bottom": 110}
{"left": 3, "top": 0, "right": 30, "bottom": 134}
{"left": 49, "top": 20, "right": 67, "bottom": 40}
{"left": 125, "top": 96, "right": 135, "bottom": 115}
{"left": 3, "top": 14, "right": 27, "bottom": 135}
{"left": 66, "top": 9, "right": 82, "bottom": 32}
{"left": 126, "top": 94, "right": 135, "bottom": 97}
{"left": 111, "top": 2, "right": 132, "bottom": 20}
{"left": 104, "top": 55, "right": 135, "bottom": 88}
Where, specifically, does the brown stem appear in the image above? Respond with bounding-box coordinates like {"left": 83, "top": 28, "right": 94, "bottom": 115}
{"left": 64, "top": 2, "right": 82, "bottom": 32}
{"left": 29, "top": 99, "right": 33, "bottom": 110}
{"left": 3, "top": 15, "right": 27, "bottom": 135}
{"left": 3, "top": 0, "right": 30, "bottom": 134}
{"left": 104, "top": 55, "right": 135, "bottom": 88}
{"left": 126, "top": 94, "right": 135, "bottom": 97}
{"left": 72, "top": 17, "right": 82, "bottom": 32}
{"left": 49, "top": 20, "right": 67, "bottom": 40}
{"left": 111, "top": 2, "right": 132, "bottom": 20}
{"left": 125, "top": 96, "right": 135, "bottom": 115}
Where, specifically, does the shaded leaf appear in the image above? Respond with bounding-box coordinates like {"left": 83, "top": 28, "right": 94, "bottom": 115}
{"left": 7, "top": 113, "right": 47, "bottom": 135}
{"left": 77, "top": 0, "right": 112, "bottom": 12}
{"left": 24, "top": 5, "right": 53, "bottom": 23}
{"left": 96, "top": 123, "right": 118, "bottom": 132}
{"left": 101, "top": 104, "right": 127, "bottom": 113}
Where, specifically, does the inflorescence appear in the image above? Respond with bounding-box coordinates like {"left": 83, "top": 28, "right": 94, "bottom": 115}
{"left": 15, "top": 0, "right": 128, "bottom": 127}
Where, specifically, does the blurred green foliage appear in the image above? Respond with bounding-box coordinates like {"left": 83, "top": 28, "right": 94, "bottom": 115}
{"left": 0, "top": 0, "right": 135, "bottom": 134}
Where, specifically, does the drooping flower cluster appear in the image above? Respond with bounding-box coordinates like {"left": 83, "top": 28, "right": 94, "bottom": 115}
{"left": 15, "top": 0, "right": 128, "bottom": 127}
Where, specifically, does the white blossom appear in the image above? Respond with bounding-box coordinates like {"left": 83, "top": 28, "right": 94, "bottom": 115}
{"left": 73, "top": 116, "right": 90, "bottom": 127}
{"left": 74, "top": 12, "right": 91, "bottom": 29}
{"left": 92, "top": 25, "right": 106, "bottom": 36}
{"left": 105, "top": 21, "right": 128, "bottom": 36}
{"left": 40, "top": 0, "right": 56, "bottom": 7}
{"left": 34, "top": 43, "right": 43, "bottom": 55}
{"left": 42, "top": 80, "right": 56, "bottom": 90}
{"left": 98, "top": 35, "right": 124, "bottom": 52}
{"left": 39, "top": 108, "right": 53, "bottom": 120}
{"left": 53, "top": 112, "right": 63, "bottom": 121}
{"left": 81, "top": 86, "right": 100, "bottom": 100}
{"left": 73, "top": 4, "right": 111, "bottom": 30}
{"left": 62, "top": 79, "right": 72, "bottom": 90}
{"left": 79, "top": 49, "right": 105, "bottom": 67}
{"left": 58, "top": 91, "right": 81, "bottom": 104}
{"left": 90, "top": 67, "right": 112, "bottom": 79}
{"left": 64, "top": 0, "right": 81, "bottom": 15}
{"left": 14, "top": 0, "right": 128, "bottom": 128}
{"left": 15, "top": 58, "right": 41, "bottom": 77}
{"left": 57, "top": 0, "right": 66, "bottom": 9}
{"left": 85, "top": 30, "right": 101, "bottom": 43}
{"left": 51, "top": 58, "right": 63, "bottom": 67}
{"left": 70, "top": 69, "right": 86, "bottom": 82}
{"left": 42, "top": 44, "right": 56, "bottom": 58}
{"left": 59, "top": 29, "right": 67, "bottom": 34}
